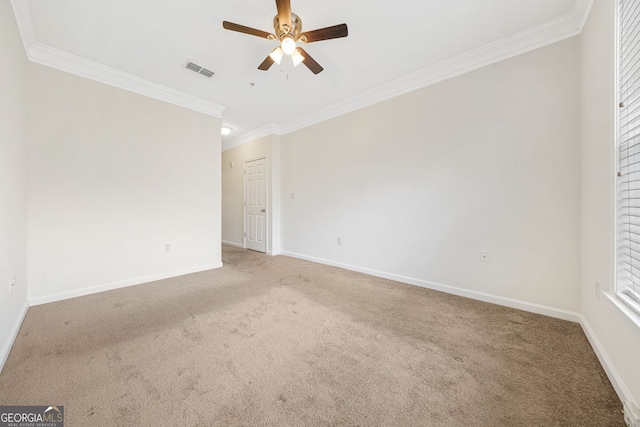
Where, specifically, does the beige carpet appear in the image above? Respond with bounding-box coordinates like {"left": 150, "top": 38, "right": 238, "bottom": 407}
{"left": 0, "top": 245, "right": 624, "bottom": 426}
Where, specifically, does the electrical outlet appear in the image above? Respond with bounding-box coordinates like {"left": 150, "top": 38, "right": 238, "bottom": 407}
{"left": 623, "top": 401, "right": 640, "bottom": 427}
{"left": 337, "top": 236, "right": 343, "bottom": 245}
{"left": 164, "top": 243, "right": 171, "bottom": 252}
{"left": 595, "top": 280, "right": 601, "bottom": 299}
{"left": 480, "top": 251, "right": 490, "bottom": 263}
{"left": 290, "top": 193, "right": 296, "bottom": 200}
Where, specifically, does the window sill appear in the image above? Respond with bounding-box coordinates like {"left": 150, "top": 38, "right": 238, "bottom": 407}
{"left": 604, "top": 291, "right": 640, "bottom": 332}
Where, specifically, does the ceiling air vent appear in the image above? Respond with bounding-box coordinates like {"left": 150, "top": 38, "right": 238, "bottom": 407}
{"left": 199, "top": 68, "right": 214, "bottom": 78}
{"left": 184, "top": 61, "right": 214, "bottom": 78}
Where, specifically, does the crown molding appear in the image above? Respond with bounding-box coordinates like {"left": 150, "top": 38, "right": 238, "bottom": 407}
{"left": 279, "top": 5, "right": 586, "bottom": 135}
{"left": 11, "top": 0, "right": 593, "bottom": 141}
{"left": 27, "top": 43, "right": 225, "bottom": 118}
{"left": 576, "top": 0, "right": 597, "bottom": 31}
{"left": 222, "top": 123, "right": 281, "bottom": 152}
{"left": 11, "top": 0, "right": 224, "bottom": 118}
{"left": 10, "top": 0, "right": 35, "bottom": 52}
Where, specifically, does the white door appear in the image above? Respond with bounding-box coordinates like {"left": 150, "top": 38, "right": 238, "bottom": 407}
{"left": 245, "top": 158, "right": 266, "bottom": 253}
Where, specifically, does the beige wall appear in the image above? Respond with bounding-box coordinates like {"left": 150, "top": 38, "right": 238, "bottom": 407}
{"left": 222, "top": 135, "right": 281, "bottom": 254}
{"left": 580, "top": 0, "right": 640, "bottom": 405}
{"left": 0, "top": 0, "right": 29, "bottom": 369}
{"left": 281, "top": 36, "right": 581, "bottom": 313}
{"left": 27, "top": 64, "right": 222, "bottom": 303}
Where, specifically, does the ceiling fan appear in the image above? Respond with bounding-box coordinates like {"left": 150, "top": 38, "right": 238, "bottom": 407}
{"left": 222, "top": 0, "right": 348, "bottom": 75}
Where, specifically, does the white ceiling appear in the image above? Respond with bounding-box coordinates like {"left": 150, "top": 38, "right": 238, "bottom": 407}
{"left": 14, "top": 0, "right": 592, "bottom": 148}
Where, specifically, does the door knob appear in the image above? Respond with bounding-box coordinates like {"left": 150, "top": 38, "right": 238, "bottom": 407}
{"left": 261, "top": 209, "right": 266, "bottom": 212}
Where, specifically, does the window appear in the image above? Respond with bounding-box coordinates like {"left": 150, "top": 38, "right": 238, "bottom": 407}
{"left": 617, "top": 0, "right": 640, "bottom": 316}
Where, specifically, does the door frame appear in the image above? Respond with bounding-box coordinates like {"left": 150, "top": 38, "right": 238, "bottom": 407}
{"left": 243, "top": 156, "right": 268, "bottom": 252}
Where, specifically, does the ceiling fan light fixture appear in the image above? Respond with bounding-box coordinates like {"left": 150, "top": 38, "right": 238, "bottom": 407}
{"left": 222, "top": 2, "right": 348, "bottom": 75}
{"left": 281, "top": 35, "right": 296, "bottom": 55}
{"left": 269, "top": 47, "right": 284, "bottom": 65}
{"left": 221, "top": 126, "right": 233, "bottom": 136}
{"left": 291, "top": 49, "right": 304, "bottom": 66}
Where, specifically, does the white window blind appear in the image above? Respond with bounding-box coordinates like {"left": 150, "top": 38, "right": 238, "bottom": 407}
{"left": 617, "top": 0, "right": 640, "bottom": 313}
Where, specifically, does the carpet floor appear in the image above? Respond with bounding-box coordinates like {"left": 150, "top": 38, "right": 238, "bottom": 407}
{"left": 0, "top": 245, "right": 624, "bottom": 426}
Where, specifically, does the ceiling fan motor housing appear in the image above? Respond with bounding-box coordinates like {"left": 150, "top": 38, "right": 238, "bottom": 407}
{"left": 274, "top": 13, "right": 303, "bottom": 42}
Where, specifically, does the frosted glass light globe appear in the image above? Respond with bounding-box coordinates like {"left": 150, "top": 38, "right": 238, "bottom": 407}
{"left": 281, "top": 36, "right": 296, "bottom": 55}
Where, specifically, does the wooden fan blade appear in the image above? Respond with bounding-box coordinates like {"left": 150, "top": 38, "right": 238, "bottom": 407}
{"left": 301, "top": 23, "right": 348, "bottom": 43}
{"left": 275, "top": 0, "right": 292, "bottom": 31}
{"left": 297, "top": 48, "right": 323, "bottom": 74}
{"left": 223, "top": 21, "right": 274, "bottom": 39}
{"left": 258, "top": 55, "right": 275, "bottom": 71}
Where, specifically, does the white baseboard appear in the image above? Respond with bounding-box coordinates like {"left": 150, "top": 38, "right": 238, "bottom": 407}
{"left": 0, "top": 300, "right": 29, "bottom": 374}
{"left": 280, "top": 250, "right": 582, "bottom": 323}
{"left": 29, "top": 262, "right": 223, "bottom": 306}
{"left": 222, "top": 240, "right": 244, "bottom": 249}
{"left": 579, "top": 315, "right": 637, "bottom": 407}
